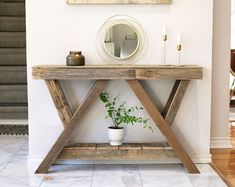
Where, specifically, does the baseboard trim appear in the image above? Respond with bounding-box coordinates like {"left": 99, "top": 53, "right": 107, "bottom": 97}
{"left": 210, "top": 137, "right": 232, "bottom": 148}
{"left": 191, "top": 154, "right": 212, "bottom": 163}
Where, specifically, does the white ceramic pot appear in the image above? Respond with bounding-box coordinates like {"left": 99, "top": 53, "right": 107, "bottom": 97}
{"left": 108, "top": 126, "right": 124, "bottom": 146}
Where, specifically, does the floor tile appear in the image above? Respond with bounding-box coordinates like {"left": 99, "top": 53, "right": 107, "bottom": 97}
{"left": 0, "top": 136, "right": 28, "bottom": 173}
{"left": 0, "top": 175, "right": 29, "bottom": 187}
{"left": 93, "top": 164, "right": 139, "bottom": 177}
{"left": 48, "top": 164, "right": 93, "bottom": 176}
{"left": 41, "top": 175, "right": 92, "bottom": 187}
{"left": 141, "top": 175, "right": 193, "bottom": 187}
{"left": 195, "top": 164, "right": 217, "bottom": 175}
{"left": 0, "top": 136, "right": 27, "bottom": 147}
{"left": 2, "top": 155, "right": 29, "bottom": 175}
{"left": 188, "top": 175, "right": 227, "bottom": 187}
{"left": 92, "top": 165, "right": 142, "bottom": 187}
{"left": 1, "top": 155, "right": 44, "bottom": 186}
{"left": 138, "top": 164, "right": 185, "bottom": 176}
{"left": 0, "top": 175, "right": 43, "bottom": 187}
{"left": 0, "top": 136, "right": 228, "bottom": 187}
{"left": 92, "top": 176, "right": 142, "bottom": 187}
{"left": 16, "top": 143, "right": 28, "bottom": 156}
{"left": 39, "top": 164, "right": 93, "bottom": 186}
{"left": 0, "top": 148, "right": 14, "bottom": 173}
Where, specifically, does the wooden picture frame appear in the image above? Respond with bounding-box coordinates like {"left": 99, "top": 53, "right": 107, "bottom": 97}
{"left": 67, "top": 0, "right": 172, "bottom": 4}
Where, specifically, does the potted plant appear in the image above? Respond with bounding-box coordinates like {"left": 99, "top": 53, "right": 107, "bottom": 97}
{"left": 99, "top": 92, "right": 153, "bottom": 146}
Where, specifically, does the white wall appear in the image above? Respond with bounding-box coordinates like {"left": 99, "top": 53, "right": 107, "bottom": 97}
{"left": 26, "top": 0, "right": 213, "bottom": 163}
{"left": 210, "top": 0, "right": 231, "bottom": 148}
{"left": 232, "top": 0, "right": 235, "bottom": 49}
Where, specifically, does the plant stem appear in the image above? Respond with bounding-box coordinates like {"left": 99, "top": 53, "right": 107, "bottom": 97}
{"left": 112, "top": 111, "right": 117, "bottom": 127}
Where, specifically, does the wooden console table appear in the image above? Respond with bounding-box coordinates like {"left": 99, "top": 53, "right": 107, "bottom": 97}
{"left": 32, "top": 65, "right": 203, "bottom": 174}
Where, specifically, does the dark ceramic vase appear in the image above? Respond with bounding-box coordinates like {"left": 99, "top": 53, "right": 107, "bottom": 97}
{"left": 66, "top": 51, "right": 85, "bottom": 66}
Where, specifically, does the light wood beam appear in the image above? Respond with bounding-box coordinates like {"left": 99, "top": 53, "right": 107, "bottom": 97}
{"left": 32, "top": 65, "right": 203, "bottom": 80}
{"left": 126, "top": 80, "right": 200, "bottom": 173}
{"left": 162, "top": 80, "right": 190, "bottom": 125}
{"left": 35, "top": 80, "right": 109, "bottom": 173}
{"left": 45, "top": 80, "right": 72, "bottom": 127}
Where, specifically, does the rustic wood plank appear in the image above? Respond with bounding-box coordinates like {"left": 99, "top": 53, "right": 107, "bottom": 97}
{"left": 45, "top": 80, "right": 73, "bottom": 127}
{"left": 119, "top": 143, "right": 141, "bottom": 150}
{"left": 163, "top": 142, "right": 172, "bottom": 150}
{"left": 162, "top": 80, "right": 180, "bottom": 118}
{"left": 35, "top": 80, "right": 109, "bottom": 173}
{"left": 58, "top": 148, "right": 177, "bottom": 160}
{"left": 126, "top": 80, "right": 200, "bottom": 173}
{"left": 32, "top": 65, "right": 203, "bottom": 80}
{"left": 97, "top": 143, "right": 119, "bottom": 150}
{"left": 162, "top": 80, "right": 190, "bottom": 125}
{"left": 64, "top": 144, "right": 74, "bottom": 150}
{"left": 33, "top": 66, "right": 136, "bottom": 80}
{"left": 135, "top": 68, "right": 202, "bottom": 80}
{"left": 141, "top": 143, "right": 171, "bottom": 150}
{"left": 67, "top": 0, "right": 172, "bottom": 4}
{"left": 73, "top": 143, "right": 96, "bottom": 150}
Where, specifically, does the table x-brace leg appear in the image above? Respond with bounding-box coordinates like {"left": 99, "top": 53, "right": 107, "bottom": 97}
{"left": 126, "top": 80, "right": 200, "bottom": 173}
{"left": 36, "top": 79, "right": 199, "bottom": 174}
{"left": 35, "top": 80, "right": 109, "bottom": 173}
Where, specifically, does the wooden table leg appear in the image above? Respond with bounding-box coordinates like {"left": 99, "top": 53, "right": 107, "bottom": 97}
{"left": 35, "top": 80, "right": 109, "bottom": 173}
{"left": 45, "top": 80, "right": 73, "bottom": 127}
{"left": 162, "top": 80, "right": 190, "bottom": 125}
{"left": 126, "top": 80, "right": 200, "bottom": 173}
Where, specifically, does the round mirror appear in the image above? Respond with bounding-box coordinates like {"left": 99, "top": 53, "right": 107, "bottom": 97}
{"left": 103, "top": 23, "right": 140, "bottom": 60}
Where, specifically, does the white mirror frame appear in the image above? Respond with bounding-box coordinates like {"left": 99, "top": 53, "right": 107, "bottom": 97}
{"left": 97, "top": 15, "right": 147, "bottom": 65}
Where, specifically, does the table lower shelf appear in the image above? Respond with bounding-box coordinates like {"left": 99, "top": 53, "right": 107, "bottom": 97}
{"left": 57, "top": 143, "right": 177, "bottom": 161}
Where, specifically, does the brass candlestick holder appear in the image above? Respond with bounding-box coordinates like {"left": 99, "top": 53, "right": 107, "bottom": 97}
{"left": 162, "top": 35, "right": 168, "bottom": 64}
{"left": 177, "top": 44, "right": 182, "bottom": 65}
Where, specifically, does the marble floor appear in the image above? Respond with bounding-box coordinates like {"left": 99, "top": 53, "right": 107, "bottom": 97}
{"left": 0, "top": 136, "right": 227, "bottom": 187}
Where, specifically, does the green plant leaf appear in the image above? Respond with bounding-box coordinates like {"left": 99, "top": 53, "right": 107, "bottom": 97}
{"left": 105, "top": 103, "right": 111, "bottom": 107}
{"left": 99, "top": 93, "right": 109, "bottom": 103}
{"left": 99, "top": 92, "right": 153, "bottom": 133}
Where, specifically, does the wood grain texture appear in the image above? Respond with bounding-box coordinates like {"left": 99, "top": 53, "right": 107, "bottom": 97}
{"left": 73, "top": 143, "right": 96, "bottom": 150}
{"left": 162, "top": 80, "right": 180, "bottom": 118}
{"left": 162, "top": 80, "right": 190, "bottom": 125}
{"left": 67, "top": 0, "right": 172, "bottom": 4}
{"left": 126, "top": 80, "right": 200, "bottom": 173}
{"left": 211, "top": 149, "right": 235, "bottom": 187}
{"left": 35, "top": 80, "right": 109, "bottom": 173}
{"left": 58, "top": 149, "right": 177, "bottom": 160}
{"left": 58, "top": 143, "right": 176, "bottom": 160}
{"left": 119, "top": 143, "right": 142, "bottom": 150}
{"left": 211, "top": 125, "right": 235, "bottom": 187}
{"left": 32, "top": 65, "right": 203, "bottom": 80}
{"left": 45, "top": 80, "right": 72, "bottom": 127}
{"left": 142, "top": 143, "right": 171, "bottom": 150}
{"left": 135, "top": 68, "right": 202, "bottom": 80}
{"left": 97, "top": 143, "right": 119, "bottom": 150}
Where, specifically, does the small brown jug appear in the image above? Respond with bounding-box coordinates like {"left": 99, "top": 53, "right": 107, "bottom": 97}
{"left": 66, "top": 51, "right": 85, "bottom": 66}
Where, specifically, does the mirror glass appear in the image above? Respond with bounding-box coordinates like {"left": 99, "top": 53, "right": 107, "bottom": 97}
{"left": 103, "top": 24, "right": 139, "bottom": 59}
